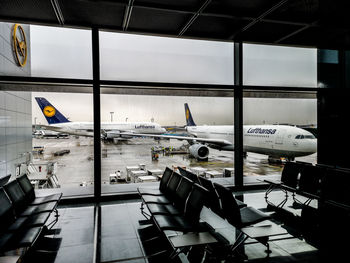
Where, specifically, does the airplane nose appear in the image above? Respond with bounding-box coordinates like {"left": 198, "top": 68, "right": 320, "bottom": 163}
{"left": 311, "top": 139, "right": 317, "bottom": 152}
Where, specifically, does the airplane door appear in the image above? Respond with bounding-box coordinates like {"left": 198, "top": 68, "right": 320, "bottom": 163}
{"left": 275, "top": 130, "right": 284, "bottom": 145}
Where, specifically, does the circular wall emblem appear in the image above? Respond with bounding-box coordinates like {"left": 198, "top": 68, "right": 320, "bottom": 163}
{"left": 12, "top": 24, "right": 28, "bottom": 67}
{"left": 43, "top": 106, "right": 56, "bottom": 117}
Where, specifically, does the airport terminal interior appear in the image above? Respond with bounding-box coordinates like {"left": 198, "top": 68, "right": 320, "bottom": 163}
{"left": 1, "top": 1, "right": 350, "bottom": 262}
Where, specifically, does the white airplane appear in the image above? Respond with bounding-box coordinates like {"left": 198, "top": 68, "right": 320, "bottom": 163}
{"left": 130, "top": 103, "right": 317, "bottom": 161}
{"left": 34, "top": 97, "right": 166, "bottom": 140}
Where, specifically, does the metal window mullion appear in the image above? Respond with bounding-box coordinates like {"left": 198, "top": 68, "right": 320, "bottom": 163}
{"left": 92, "top": 28, "right": 101, "bottom": 201}
{"left": 234, "top": 42, "right": 243, "bottom": 188}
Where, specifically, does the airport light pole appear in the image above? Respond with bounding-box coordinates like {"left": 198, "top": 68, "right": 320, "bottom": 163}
{"left": 110, "top": 112, "right": 114, "bottom": 122}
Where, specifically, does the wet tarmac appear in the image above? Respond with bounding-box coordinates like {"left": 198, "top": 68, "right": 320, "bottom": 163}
{"left": 32, "top": 137, "right": 317, "bottom": 188}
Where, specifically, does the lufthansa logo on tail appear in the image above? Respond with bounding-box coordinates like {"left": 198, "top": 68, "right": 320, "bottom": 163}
{"left": 43, "top": 106, "right": 56, "bottom": 117}
{"left": 186, "top": 109, "right": 190, "bottom": 120}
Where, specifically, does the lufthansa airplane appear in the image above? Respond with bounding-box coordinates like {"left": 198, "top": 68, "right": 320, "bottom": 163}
{"left": 130, "top": 103, "right": 317, "bottom": 161}
{"left": 35, "top": 97, "right": 166, "bottom": 140}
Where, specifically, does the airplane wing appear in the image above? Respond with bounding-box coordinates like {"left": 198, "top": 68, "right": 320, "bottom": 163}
{"left": 122, "top": 132, "right": 232, "bottom": 146}
{"left": 34, "top": 124, "right": 93, "bottom": 137}
{"left": 34, "top": 125, "right": 231, "bottom": 147}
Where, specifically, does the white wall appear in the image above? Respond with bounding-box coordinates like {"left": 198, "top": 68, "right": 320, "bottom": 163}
{"left": 0, "top": 22, "right": 32, "bottom": 179}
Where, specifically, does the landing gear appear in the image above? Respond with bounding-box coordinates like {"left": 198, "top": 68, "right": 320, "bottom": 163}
{"left": 268, "top": 156, "right": 294, "bottom": 164}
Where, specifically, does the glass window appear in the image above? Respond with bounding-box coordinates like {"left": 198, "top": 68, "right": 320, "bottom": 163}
{"left": 243, "top": 43, "right": 317, "bottom": 87}
{"left": 100, "top": 31, "right": 234, "bottom": 84}
{"left": 243, "top": 95, "right": 317, "bottom": 178}
{"left": 100, "top": 92, "right": 234, "bottom": 194}
{"left": 30, "top": 25, "right": 92, "bottom": 79}
{"left": 32, "top": 91, "right": 94, "bottom": 197}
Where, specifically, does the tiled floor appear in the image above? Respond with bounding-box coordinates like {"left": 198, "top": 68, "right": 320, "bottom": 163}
{"left": 24, "top": 190, "right": 321, "bottom": 263}
{"left": 101, "top": 202, "right": 148, "bottom": 263}
{"left": 21, "top": 205, "right": 95, "bottom": 263}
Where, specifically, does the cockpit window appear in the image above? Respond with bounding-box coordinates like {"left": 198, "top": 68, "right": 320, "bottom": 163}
{"left": 295, "top": 134, "right": 315, "bottom": 139}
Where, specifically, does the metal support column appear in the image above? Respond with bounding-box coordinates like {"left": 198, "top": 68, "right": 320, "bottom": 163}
{"left": 92, "top": 27, "right": 101, "bottom": 201}
{"left": 234, "top": 42, "right": 243, "bottom": 188}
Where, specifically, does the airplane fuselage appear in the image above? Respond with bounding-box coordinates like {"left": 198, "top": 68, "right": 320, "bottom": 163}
{"left": 186, "top": 124, "right": 316, "bottom": 158}
{"left": 49, "top": 121, "right": 166, "bottom": 134}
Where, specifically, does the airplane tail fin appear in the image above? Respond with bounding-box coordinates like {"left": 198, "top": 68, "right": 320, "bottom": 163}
{"left": 184, "top": 103, "right": 196, "bottom": 126}
{"left": 35, "top": 97, "right": 70, "bottom": 124}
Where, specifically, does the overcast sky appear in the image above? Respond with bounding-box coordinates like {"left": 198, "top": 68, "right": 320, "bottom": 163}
{"left": 30, "top": 25, "right": 317, "bottom": 126}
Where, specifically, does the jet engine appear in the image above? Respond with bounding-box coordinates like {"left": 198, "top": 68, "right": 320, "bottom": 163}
{"left": 103, "top": 131, "right": 133, "bottom": 140}
{"left": 189, "top": 144, "right": 209, "bottom": 160}
{"left": 104, "top": 131, "right": 121, "bottom": 139}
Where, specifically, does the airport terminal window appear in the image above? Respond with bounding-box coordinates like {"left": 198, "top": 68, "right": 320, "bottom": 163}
{"left": 100, "top": 93, "right": 234, "bottom": 194}
{"left": 99, "top": 31, "right": 234, "bottom": 85}
{"left": 0, "top": 22, "right": 322, "bottom": 196}
{"left": 242, "top": 96, "right": 317, "bottom": 178}
{"left": 243, "top": 43, "right": 317, "bottom": 88}
{"left": 30, "top": 25, "right": 92, "bottom": 79}
{"left": 31, "top": 92, "right": 94, "bottom": 196}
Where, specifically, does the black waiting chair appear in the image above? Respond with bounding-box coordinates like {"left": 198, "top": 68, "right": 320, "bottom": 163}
{"left": 264, "top": 161, "right": 303, "bottom": 208}
{"left": 296, "top": 164, "right": 325, "bottom": 205}
{"left": 322, "top": 168, "right": 350, "bottom": 207}
{"left": 152, "top": 183, "right": 209, "bottom": 232}
{"left": 141, "top": 172, "right": 182, "bottom": 205}
{"left": 0, "top": 188, "right": 44, "bottom": 253}
{"left": 3, "top": 180, "right": 57, "bottom": 217}
{"left": 17, "top": 174, "right": 62, "bottom": 205}
{"left": 146, "top": 177, "right": 194, "bottom": 216}
{"left": 198, "top": 177, "right": 247, "bottom": 216}
{"left": 277, "top": 161, "right": 302, "bottom": 190}
{"left": 178, "top": 167, "right": 200, "bottom": 184}
{"left": 137, "top": 167, "right": 173, "bottom": 196}
{"left": 0, "top": 174, "right": 11, "bottom": 187}
{"left": 197, "top": 176, "right": 223, "bottom": 215}
{"left": 0, "top": 187, "right": 50, "bottom": 230}
{"left": 213, "top": 183, "right": 270, "bottom": 228}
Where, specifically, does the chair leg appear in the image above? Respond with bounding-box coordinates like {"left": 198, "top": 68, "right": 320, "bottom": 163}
{"left": 47, "top": 208, "right": 60, "bottom": 229}
{"left": 140, "top": 202, "right": 151, "bottom": 220}
{"left": 265, "top": 186, "right": 288, "bottom": 209}
{"left": 169, "top": 247, "right": 186, "bottom": 259}
{"left": 256, "top": 236, "right": 271, "bottom": 256}
{"left": 230, "top": 234, "right": 248, "bottom": 254}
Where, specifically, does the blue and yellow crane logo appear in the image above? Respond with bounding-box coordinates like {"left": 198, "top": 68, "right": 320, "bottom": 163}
{"left": 186, "top": 109, "right": 190, "bottom": 120}
{"left": 12, "top": 24, "right": 27, "bottom": 67}
{"left": 43, "top": 106, "right": 56, "bottom": 118}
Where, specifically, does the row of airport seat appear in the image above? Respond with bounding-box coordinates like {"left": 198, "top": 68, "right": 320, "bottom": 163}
{"left": 177, "top": 167, "right": 247, "bottom": 209}
{"left": 0, "top": 174, "right": 62, "bottom": 255}
{"left": 264, "top": 161, "right": 350, "bottom": 210}
{"left": 137, "top": 167, "right": 272, "bottom": 260}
